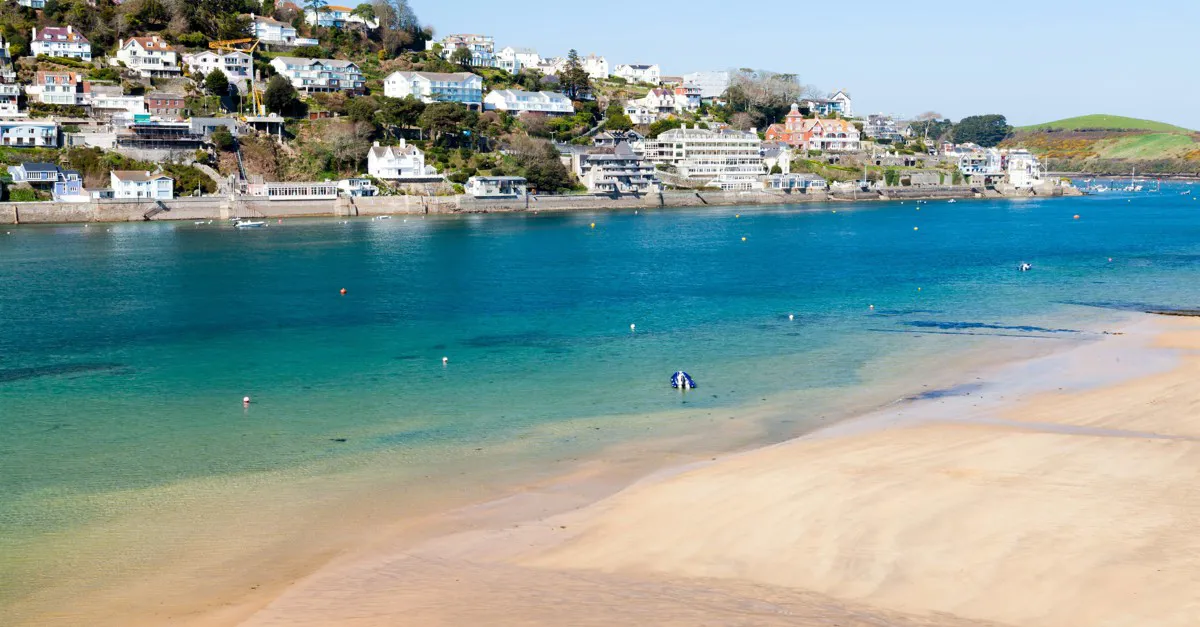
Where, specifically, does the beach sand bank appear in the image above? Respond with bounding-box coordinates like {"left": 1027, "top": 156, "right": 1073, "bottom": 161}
{"left": 236, "top": 316, "right": 1200, "bottom": 626}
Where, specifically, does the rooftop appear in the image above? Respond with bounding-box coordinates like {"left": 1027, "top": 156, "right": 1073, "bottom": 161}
{"left": 112, "top": 170, "right": 172, "bottom": 182}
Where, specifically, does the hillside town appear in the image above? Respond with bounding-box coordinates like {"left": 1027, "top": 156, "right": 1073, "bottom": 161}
{"left": 0, "top": 0, "right": 1065, "bottom": 209}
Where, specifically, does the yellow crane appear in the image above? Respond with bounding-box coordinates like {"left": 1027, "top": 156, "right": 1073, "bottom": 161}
{"left": 208, "top": 38, "right": 264, "bottom": 118}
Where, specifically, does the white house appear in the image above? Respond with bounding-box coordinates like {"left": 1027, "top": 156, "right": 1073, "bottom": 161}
{"left": 643, "top": 125, "right": 764, "bottom": 190}
{"left": 383, "top": 71, "right": 483, "bottom": 108}
{"left": 111, "top": 170, "right": 174, "bottom": 199}
{"left": 483, "top": 89, "right": 573, "bottom": 115}
{"left": 249, "top": 14, "right": 319, "bottom": 47}
{"left": 31, "top": 26, "right": 91, "bottom": 61}
{"left": 830, "top": 90, "right": 854, "bottom": 117}
{"left": 535, "top": 57, "right": 565, "bottom": 75}
{"left": 582, "top": 54, "right": 609, "bottom": 79}
{"left": 612, "top": 63, "right": 660, "bottom": 84}
{"left": 18, "top": 0, "right": 47, "bottom": 7}
{"left": 496, "top": 46, "right": 539, "bottom": 74}
{"left": 465, "top": 176, "right": 527, "bottom": 198}
{"left": 431, "top": 34, "right": 496, "bottom": 67}
{"left": 270, "top": 57, "right": 365, "bottom": 93}
{"left": 634, "top": 86, "right": 699, "bottom": 117}
{"left": 305, "top": 5, "right": 378, "bottom": 29}
{"left": 1005, "top": 149, "right": 1042, "bottom": 189}
{"left": 113, "top": 36, "right": 181, "bottom": 78}
{"left": 90, "top": 88, "right": 147, "bottom": 116}
{"left": 367, "top": 140, "right": 438, "bottom": 180}
{"left": 183, "top": 51, "right": 252, "bottom": 86}
{"left": 0, "top": 119, "right": 58, "bottom": 147}
{"left": 624, "top": 104, "right": 657, "bottom": 126}
{"left": 0, "top": 35, "right": 16, "bottom": 84}
{"left": 0, "top": 83, "right": 18, "bottom": 116}
{"left": 24, "top": 71, "right": 88, "bottom": 106}
{"left": 682, "top": 70, "right": 730, "bottom": 100}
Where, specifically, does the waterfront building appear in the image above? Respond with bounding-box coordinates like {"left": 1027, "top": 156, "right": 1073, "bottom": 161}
{"left": 765, "top": 104, "right": 861, "bottom": 152}
{"left": 682, "top": 70, "right": 730, "bottom": 100}
{"left": 483, "top": 89, "right": 573, "bottom": 115}
{"left": 576, "top": 142, "right": 662, "bottom": 195}
{"left": 249, "top": 14, "right": 319, "bottom": 47}
{"left": 761, "top": 143, "right": 795, "bottom": 174}
{"left": 764, "top": 173, "right": 827, "bottom": 192}
{"left": 25, "top": 71, "right": 89, "bottom": 106}
{"left": 144, "top": 92, "right": 186, "bottom": 118}
{"left": 111, "top": 170, "right": 174, "bottom": 200}
{"left": 367, "top": 140, "right": 438, "bottom": 180}
{"left": 182, "top": 51, "right": 252, "bottom": 86}
{"left": 1004, "top": 149, "right": 1042, "bottom": 189}
{"left": 245, "top": 180, "right": 338, "bottom": 200}
{"left": 958, "top": 148, "right": 1002, "bottom": 175}
{"left": 30, "top": 26, "right": 92, "bottom": 61}
{"left": 0, "top": 119, "right": 59, "bottom": 147}
{"left": 114, "top": 36, "right": 181, "bottom": 78}
{"left": 431, "top": 34, "right": 496, "bottom": 68}
{"left": 612, "top": 63, "right": 661, "bottom": 84}
{"left": 337, "top": 178, "right": 377, "bottom": 197}
{"left": 465, "top": 176, "right": 527, "bottom": 198}
{"left": 305, "top": 5, "right": 378, "bottom": 29}
{"left": 270, "top": 57, "right": 364, "bottom": 93}
{"left": 496, "top": 47, "right": 540, "bottom": 74}
{"left": 382, "top": 71, "right": 482, "bottom": 108}
{"left": 643, "top": 125, "right": 764, "bottom": 190}
{"left": 8, "top": 163, "right": 87, "bottom": 201}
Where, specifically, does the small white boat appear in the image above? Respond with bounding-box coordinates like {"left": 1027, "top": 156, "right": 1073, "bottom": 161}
{"left": 235, "top": 220, "right": 266, "bottom": 228}
{"left": 373, "top": 215, "right": 392, "bottom": 221}
{"left": 194, "top": 221, "right": 206, "bottom": 225}
{"left": 1019, "top": 262, "right": 1032, "bottom": 272}
{"left": 948, "top": 199, "right": 957, "bottom": 203}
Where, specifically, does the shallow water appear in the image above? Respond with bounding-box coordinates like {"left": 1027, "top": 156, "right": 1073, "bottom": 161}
{"left": 3, "top": 184, "right": 1200, "bottom": 612}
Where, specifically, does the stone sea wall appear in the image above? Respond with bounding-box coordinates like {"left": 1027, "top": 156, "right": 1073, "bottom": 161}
{"left": 1, "top": 185, "right": 1077, "bottom": 225}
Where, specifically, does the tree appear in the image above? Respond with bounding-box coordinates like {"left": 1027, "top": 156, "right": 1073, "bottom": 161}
{"left": 770, "top": 164, "right": 783, "bottom": 175}
{"left": 418, "top": 102, "right": 474, "bottom": 144}
{"left": 725, "top": 69, "right": 817, "bottom": 126}
{"left": 210, "top": 126, "right": 235, "bottom": 151}
{"left": 558, "top": 49, "right": 591, "bottom": 101}
{"left": 605, "top": 112, "right": 633, "bottom": 131}
{"left": 509, "top": 136, "right": 572, "bottom": 193}
{"left": 373, "top": 0, "right": 424, "bottom": 54}
{"left": 647, "top": 117, "right": 682, "bottom": 138}
{"left": 204, "top": 68, "right": 228, "bottom": 96}
{"left": 345, "top": 95, "right": 379, "bottom": 124}
{"left": 304, "top": 0, "right": 327, "bottom": 18}
{"left": 952, "top": 114, "right": 1011, "bottom": 147}
{"left": 264, "top": 75, "right": 299, "bottom": 115}
{"left": 351, "top": 3, "right": 375, "bottom": 21}
{"left": 450, "top": 46, "right": 472, "bottom": 66}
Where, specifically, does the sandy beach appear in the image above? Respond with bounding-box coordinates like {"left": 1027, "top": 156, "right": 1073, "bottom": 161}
{"left": 226, "top": 315, "right": 1200, "bottom": 626}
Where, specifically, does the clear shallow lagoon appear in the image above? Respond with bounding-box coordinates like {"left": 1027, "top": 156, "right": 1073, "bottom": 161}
{"left": 3, "top": 184, "right": 1200, "bottom": 609}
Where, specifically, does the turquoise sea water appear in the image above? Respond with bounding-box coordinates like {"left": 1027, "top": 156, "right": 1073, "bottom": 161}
{"left": 3, "top": 184, "right": 1200, "bottom": 602}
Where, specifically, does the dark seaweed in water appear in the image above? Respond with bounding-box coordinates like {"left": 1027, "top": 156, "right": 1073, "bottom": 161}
{"left": 907, "top": 383, "right": 984, "bottom": 401}
{"left": 905, "top": 321, "right": 1078, "bottom": 334}
{"left": 0, "top": 362, "right": 126, "bottom": 383}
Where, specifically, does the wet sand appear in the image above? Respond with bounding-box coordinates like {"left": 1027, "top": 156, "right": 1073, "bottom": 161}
{"left": 235, "top": 316, "right": 1200, "bottom": 626}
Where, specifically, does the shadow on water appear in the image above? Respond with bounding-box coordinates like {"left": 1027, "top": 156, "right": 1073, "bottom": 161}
{"left": 0, "top": 362, "right": 127, "bottom": 384}
{"left": 905, "top": 321, "right": 1079, "bottom": 334}
{"left": 906, "top": 382, "right": 984, "bottom": 401}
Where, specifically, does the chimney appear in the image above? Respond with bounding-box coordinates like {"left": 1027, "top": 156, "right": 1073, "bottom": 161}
{"left": 399, "top": 138, "right": 406, "bottom": 147}
{"left": 373, "top": 141, "right": 380, "bottom": 147}
{"left": 67, "top": 26, "right": 73, "bottom": 35}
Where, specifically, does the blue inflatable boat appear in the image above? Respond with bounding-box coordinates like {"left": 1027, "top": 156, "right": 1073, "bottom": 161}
{"left": 671, "top": 371, "right": 696, "bottom": 389}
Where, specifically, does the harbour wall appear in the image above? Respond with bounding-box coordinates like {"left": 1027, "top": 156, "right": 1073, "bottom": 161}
{"left": 0, "top": 184, "right": 1076, "bottom": 225}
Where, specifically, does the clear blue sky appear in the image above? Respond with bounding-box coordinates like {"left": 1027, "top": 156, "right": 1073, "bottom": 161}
{"left": 411, "top": 0, "right": 1200, "bottom": 129}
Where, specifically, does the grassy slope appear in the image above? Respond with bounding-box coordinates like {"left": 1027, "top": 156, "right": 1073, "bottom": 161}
{"left": 1093, "top": 134, "right": 1198, "bottom": 160}
{"left": 1019, "top": 114, "right": 1193, "bottom": 133}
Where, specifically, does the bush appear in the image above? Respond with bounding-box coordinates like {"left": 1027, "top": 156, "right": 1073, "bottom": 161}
{"left": 7, "top": 186, "right": 40, "bottom": 202}
{"left": 211, "top": 127, "right": 235, "bottom": 151}
{"left": 452, "top": 183, "right": 464, "bottom": 194}
{"left": 447, "top": 170, "right": 470, "bottom": 184}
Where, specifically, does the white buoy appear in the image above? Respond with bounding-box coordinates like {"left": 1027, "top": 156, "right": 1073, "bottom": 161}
{"left": 243, "top": 396, "right": 251, "bottom": 404}
{"left": 788, "top": 314, "right": 794, "bottom": 321}
{"left": 630, "top": 323, "right": 636, "bottom": 331}
{"left": 442, "top": 356, "right": 448, "bottom": 365}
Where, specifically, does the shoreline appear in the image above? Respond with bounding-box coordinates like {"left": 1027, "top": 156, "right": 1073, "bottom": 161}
{"left": 4, "top": 309, "right": 1136, "bottom": 626}
{"left": 230, "top": 313, "right": 1200, "bottom": 626}
{"left": 1, "top": 184, "right": 1080, "bottom": 225}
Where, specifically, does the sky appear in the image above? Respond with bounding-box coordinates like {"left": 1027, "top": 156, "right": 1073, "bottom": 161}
{"left": 411, "top": 0, "right": 1200, "bottom": 129}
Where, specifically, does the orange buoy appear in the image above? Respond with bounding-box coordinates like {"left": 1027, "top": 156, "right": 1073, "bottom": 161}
{"left": 1073, "top": 214, "right": 1080, "bottom": 220}
{"left": 340, "top": 288, "right": 347, "bottom": 295}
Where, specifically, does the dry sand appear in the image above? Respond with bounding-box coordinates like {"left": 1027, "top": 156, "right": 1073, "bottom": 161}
{"left": 236, "top": 316, "right": 1200, "bottom": 626}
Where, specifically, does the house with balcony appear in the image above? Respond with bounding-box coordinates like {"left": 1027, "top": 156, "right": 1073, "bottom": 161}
{"left": 431, "top": 34, "right": 496, "bottom": 67}
{"left": 623, "top": 104, "right": 657, "bottom": 126}
{"left": 366, "top": 140, "right": 439, "bottom": 180}
{"left": 145, "top": 92, "right": 186, "bottom": 118}
{"left": 764, "top": 173, "right": 827, "bottom": 192}
{"left": 682, "top": 71, "right": 730, "bottom": 100}
{"left": 270, "top": 57, "right": 365, "bottom": 93}
{"left": 336, "top": 178, "right": 377, "bottom": 197}
{"left": 496, "top": 47, "right": 540, "bottom": 74}
{"left": 90, "top": 85, "right": 146, "bottom": 118}
{"left": 643, "top": 125, "right": 764, "bottom": 190}
{"left": 801, "top": 90, "right": 853, "bottom": 118}
{"left": 575, "top": 142, "right": 661, "bottom": 195}
{"left": 583, "top": 54, "right": 609, "bottom": 79}
{"left": 0, "top": 119, "right": 59, "bottom": 147}
{"left": 31, "top": 26, "right": 92, "bottom": 61}
{"left": 764, "top": 103, "right": 861, "bottom": 152}
{"left": 612, "top": 63, "right": 660, "bottom": 84}
{"left": 1, "top": 38, "right": 21, "bottom": 115}
{"left": 113, "top": 36, "right": 181, "bottom": 78}
{"left": 305, "top": 5, "right": 378, "bottom": 29}
{"left": 7, "top": 163, "right": 88, "bottom": 201}
{"left": 465, "top": 176, "right": 527, "bottom": 198}
{"left": 1004, "top": 149, "right": 1042, "bottom": 189}
{"left": 593, "top": 129, "right": 645, "bottom": 149}
{"left": 382, "top": 71, "right": 482, "bottom": 108}
{"left": 632, "top": 86, "right": 699, "bottom": 117}
{"left": 25, "top": 71, "right": 89, "bottom": 106}
{"left": 863, "top": 114, "right": 904, "bottom": 142}
{"left": 111, "top": 170, "right": 174, "bottom": 199}
{"left": 483, "top": 89, "right": 573, "bottom": 115}
{"left": 249, "top": 14, "right": 319, "bottom": 47}
{"left": 183, "top": 50, "right": 252, "bottom": 86}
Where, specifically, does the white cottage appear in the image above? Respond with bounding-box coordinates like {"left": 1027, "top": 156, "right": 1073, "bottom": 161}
{"left": 111, "top": 170, "right": 174, "bottom": 200}
{"left": 366, "top": 140, "right": 438, "bottom": 180}
{"left": 114, "top": 36, "right": 181, "bottom": 78}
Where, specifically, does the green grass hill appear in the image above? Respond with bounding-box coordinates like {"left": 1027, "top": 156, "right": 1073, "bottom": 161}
{"left": 1018, "top": 114, "right": 1194, "bottom": 133}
